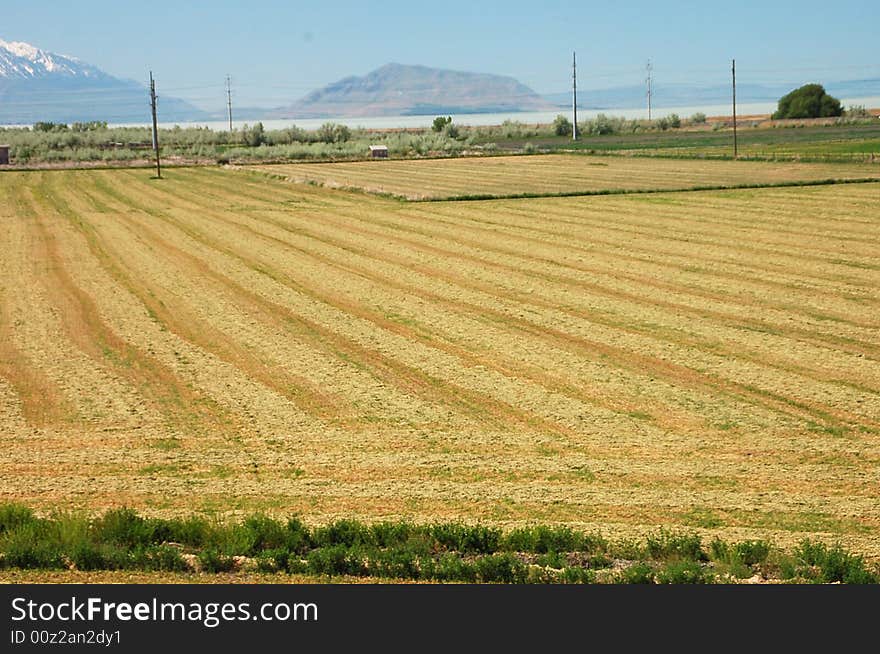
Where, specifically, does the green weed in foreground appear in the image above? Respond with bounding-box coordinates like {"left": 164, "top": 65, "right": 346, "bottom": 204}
{"left": 0, "top": 504, "right": 876, "bottom": 584}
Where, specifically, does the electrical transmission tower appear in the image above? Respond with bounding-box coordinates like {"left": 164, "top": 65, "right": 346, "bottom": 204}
{"left": 646, "top": 60, "right": 653, "bottom": 121}
{"left": 226, "top": 75, "right": 234, "bottom": 132}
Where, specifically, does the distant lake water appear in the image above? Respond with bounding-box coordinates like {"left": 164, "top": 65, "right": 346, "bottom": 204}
{"left": 4, "top": 97, "right": 879, "bottom": 131}
{"left": 148, "top": 96, "right": 880, "bottom": 131}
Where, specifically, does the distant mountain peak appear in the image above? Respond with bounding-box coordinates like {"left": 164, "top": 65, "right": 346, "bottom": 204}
{"left": 0, "top": 38, "right": 102, "bottom": 79}
{"left": 272, "top": 63, "right": 554, "bottom": 119}
{"left": 0, "top": 37, "right": 207, "bottom": 124}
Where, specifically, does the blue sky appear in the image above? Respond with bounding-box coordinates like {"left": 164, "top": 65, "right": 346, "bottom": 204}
{"left": 4, "top": 1, "right": 878, "bottom": 110}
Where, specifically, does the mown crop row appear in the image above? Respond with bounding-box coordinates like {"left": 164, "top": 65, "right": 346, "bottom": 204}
{"left": 253, "top": 154, "right": 880, "bottom": 200}
{"left": 1, "top": 167, "right": 878, "bottom": 557}
{"left": 1, "top": 505, "right": 876, "bottom": 584}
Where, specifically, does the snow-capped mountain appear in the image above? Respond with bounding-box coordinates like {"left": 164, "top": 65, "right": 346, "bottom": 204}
{"left": 0, "top": 38, "right": 208, "bottom": 124}
{"left": 0, "top": 38, "right": 108, "bottom": 80}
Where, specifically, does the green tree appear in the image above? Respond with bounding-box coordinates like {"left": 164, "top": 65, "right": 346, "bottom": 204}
{"left": 772, "top": 84, "right": 842, "bottom": 119}
{"left": 317, "top": 122, "right": 351, "bottom": 143}
{"left": 432, "top": 116, "right": 452, "bottom": 132}
{"left": 552, "top": 114, "right": 572, "bottom": 136}
{"left": 241, "top": 122, "right": 266, "bottom": 147}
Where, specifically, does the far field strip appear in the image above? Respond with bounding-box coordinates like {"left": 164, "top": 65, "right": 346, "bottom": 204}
{"left": 249, "top": 154, "right": 880, "bottom": 200}
{"left": 1, "top": 167, "right": 879, "bottom": 556}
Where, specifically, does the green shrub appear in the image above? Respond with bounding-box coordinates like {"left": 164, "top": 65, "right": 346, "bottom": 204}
{"left": 317, "top": 122, "right": 351, "bottom": 144}
{"left": 430, "top": 523, "right": 501, "bottom": 554}
{"left": 432, "top": 116, "right": 453, "bottom": 132}
{"left": 656, "top": 560, "right": 710, "bottom": 584}
{"left": 560, "top": 567, "right": 596, "bottom": 584}
{"left": 197, "top": 548, "right": 236, "bottom": 573}
{"left": 795, "top": 540, "right": 878, "bottom": 584}
{"left": 844, "top": 105, "right": 871, "bottom": 119}
{"left": 710, "top": 539, "right": 770, "bottom": 567}
{"left": 141, "top": 545, "right": 188, "bottom": 572}
{"left": 690, "top": 112, "right": 707, "bottom": 124}
{"left": 307, "top": 545, "right": 367, "bottom": 577}
{"left": 1, "top": 523, "right": 64, "bottom": 569}
{"left": 593, "top": 114, "right": 616, "bottom": 135}
{"left": 0, "top": 504, "right": 37, "bottom": 534}
{"left": 367, "top": 548, "right": 421, "bottom": 580}
{"left": 94, "top": 508, "right": 154, "bottom": 547}
{"left": 285, "top": 517, "right": 312, "bottom": 554}
{"left": 474, "top": 554, "right": 528, "bottom": 583}
{"left": 553, "top": 115, "right": 573, "bottom": 136}
{"left": 371, "top": 521, "right": 414, "bottom": 548}
{"left": 645, "top": 530, "right": 706, "bottom": 562}
{"left": 589, "top": 553, "right": 613, "bottom": 569}
{"left": 236, "top": 515, "right": 289, "bottom": 554}
{"left": 733, "top": 540, "right": 770, "bottom": 566}
{"left": 312, "top": 519, "right": 373, "bottom": 548}
{"left": 535, "top": 551, "right": 567, "bottom": 569}
{"left": 503, "top": 525, "right": 601, "bottom": 553}
{"left": 33, "top": 122, "right": 69, "bottom": 132}
{"left": 619, "top": 562, "right": 655, "bottom": 584}
{"left": 287, "top": 555, "right": 309, "bottom": 574}
{"left": 667, "top": 113, "right": 681, "bottom": 128}
{"left": 241, "top": 122, "right": 266, "bottom": 147}
{"left": 69, "top": 542, "right": 113, "bottom": 571}
{"left": 443, "top": 123, "right": 460, "bottom": 139}
{"left": 255, "top": 548, "right": 290, "bottom": 573}
{"left": 51, "top": 512, "right": 92, "bottom": 552}
{"left": 424, "top": 553, "right": 477, "bottom": 582}
{"left": 153, "top": 515, "right": 212, "bottom": 548}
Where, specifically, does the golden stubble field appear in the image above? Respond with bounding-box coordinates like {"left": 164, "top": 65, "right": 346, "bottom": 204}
{"left": 1, "top": 158, "right": 878, "bottom": 557}
{"left": 253, "top": 153, "right": 880, "bottom": 199}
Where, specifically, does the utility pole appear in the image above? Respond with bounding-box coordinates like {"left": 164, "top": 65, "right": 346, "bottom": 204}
{"left": 226, "top": 75, "right": 234, "bottom": 132}
{"left": 572, "top": 51, "right": 578, "bottom": 141}
{"left": 731, "top": 59, "right": 738, "bottom": 159}
{"left": 149, "top": 71, "right": 161, "bottom": 178}
{"left": 646, "top": 60, "right": 653, "bottom": 121}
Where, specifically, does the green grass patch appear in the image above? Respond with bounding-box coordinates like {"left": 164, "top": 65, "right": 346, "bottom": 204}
{"left": 0, "top": 505, "right": 875, "bottom": 584}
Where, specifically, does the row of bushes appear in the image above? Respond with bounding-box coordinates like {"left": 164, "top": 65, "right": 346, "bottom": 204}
{"left": 0, "top": 122, "right": 476, "bottom": 163}
{"left": 551, "top": 113, "right": 702, "bottom": 137}
{"left": 0, "top": 505, "right": 876, "bottom": 583}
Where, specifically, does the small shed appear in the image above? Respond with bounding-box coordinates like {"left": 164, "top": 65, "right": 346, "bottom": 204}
{"left": 369, "top": 145, "right": 388, "bottom": 159}
{"left": 0, "top": 145, "right": 9, "bottom": 165}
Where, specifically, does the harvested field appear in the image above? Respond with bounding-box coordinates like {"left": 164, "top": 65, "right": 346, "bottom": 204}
{"left": 1, "top": 165, "right": 879, "bottom": 558}
{"left": 251, "top": 154, "right": 880, "bottom": 199}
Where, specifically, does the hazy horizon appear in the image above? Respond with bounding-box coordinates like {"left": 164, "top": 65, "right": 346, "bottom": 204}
{"left": 3, "top": 0, "right": 879, "bottom": 112}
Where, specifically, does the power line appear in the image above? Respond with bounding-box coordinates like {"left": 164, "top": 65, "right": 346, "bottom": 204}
{"left": 646, "top": 59, "right": 653, "bottom": 120}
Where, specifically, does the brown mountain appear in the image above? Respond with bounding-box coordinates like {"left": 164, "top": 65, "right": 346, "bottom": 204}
{"left": 270, "top": 63, "right": 554, "bottom": 118}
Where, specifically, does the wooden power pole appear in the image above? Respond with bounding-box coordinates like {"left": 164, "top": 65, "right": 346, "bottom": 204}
{"left": 149, "top": 71, "right": 161, "bottom": 178}
{"left": 572, "top": 51, "right": 578, "bottom": 141}
{"left": 732, "top": 59, "right": 738, "bottom": 159}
